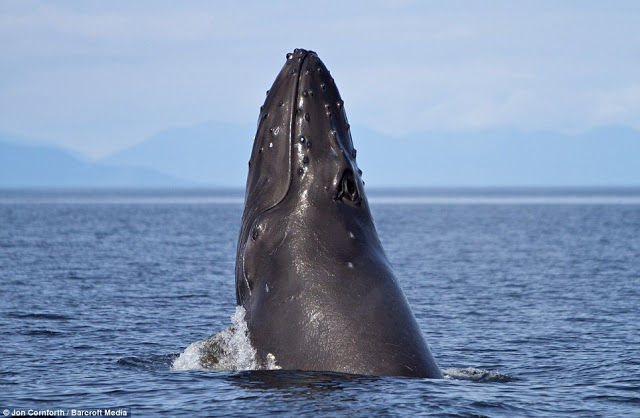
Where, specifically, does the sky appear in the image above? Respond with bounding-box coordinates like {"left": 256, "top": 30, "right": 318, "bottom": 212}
{"left": 1, "top": 0, "right": 640, "bottom": 158}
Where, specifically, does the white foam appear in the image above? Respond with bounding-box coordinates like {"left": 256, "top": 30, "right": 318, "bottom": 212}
{"left": 265, "top": 353, "right": 282, "bottom": 370}
{"left": 171, "top": 306, "right": 261, "bottom": 371}
{"left": 217, "top": 306, "right": 259, "bottom": 370}
{"left": 171, "top": 340, "right": 206, "bottom": 370}
{"left": 442, "top": 367, "right": 512, "bottom": 382}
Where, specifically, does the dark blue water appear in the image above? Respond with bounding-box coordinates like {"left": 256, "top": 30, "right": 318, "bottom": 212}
{"left": 1, "top": 189, "right": 639, "bottom": 416}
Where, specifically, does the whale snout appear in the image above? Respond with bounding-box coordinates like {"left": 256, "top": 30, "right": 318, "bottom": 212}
{"left": 246, "top": 48, "right": 363, "bottom": 213}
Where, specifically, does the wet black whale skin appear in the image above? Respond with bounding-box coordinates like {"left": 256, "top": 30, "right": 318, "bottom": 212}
{"left": 236, "top": 49, "right": 442, "bottom": 378}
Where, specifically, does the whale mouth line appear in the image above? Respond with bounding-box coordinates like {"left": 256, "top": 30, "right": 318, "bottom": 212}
{"left": 252, "top": 49, "right": 316, "bottom": 217}
{"left": 256, "top": 49, "right": 315, "bottom": 216}
{"left": 240, "top": 49, "right": 315, "bottom": 301}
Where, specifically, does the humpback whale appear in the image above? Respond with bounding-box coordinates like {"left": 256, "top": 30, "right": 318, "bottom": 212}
{"left": 210, "top": 48, "right": 441, "bottom": 378}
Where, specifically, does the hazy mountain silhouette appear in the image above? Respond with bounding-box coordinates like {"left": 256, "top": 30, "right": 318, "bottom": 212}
{"left": 352, "top": 124, "right": 640, "bottom": 187}
{"left": 0, "top": 133, "right": 192, "bottom": 187}
{"left": 100, "top": 121, "right": 254, "bottom": 186}
{"left": 98, "top": 122, "right": 640, "bottom": 187}
{"left": 2, "top": 124, "right": 639, "bottom": 188}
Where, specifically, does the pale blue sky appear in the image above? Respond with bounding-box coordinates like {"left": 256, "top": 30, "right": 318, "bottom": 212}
{"left": 1, "top": 1, "right": 639, "bottom": 158}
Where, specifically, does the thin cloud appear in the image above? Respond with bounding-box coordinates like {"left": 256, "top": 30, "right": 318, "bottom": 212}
{"left": 1, "top": 1, "right": 639, "bottom": 157}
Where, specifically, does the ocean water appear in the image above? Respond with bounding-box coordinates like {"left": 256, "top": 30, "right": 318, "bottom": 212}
{"left": 1, "top": 188, "right": 639, "bottom": 416}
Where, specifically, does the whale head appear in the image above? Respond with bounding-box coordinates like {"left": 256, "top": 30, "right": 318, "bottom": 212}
{"left": 237, "top": 48, "right": 374, "bottom": 305}
{"left": 233, "top": 49, "right": 442, "bottom": 378}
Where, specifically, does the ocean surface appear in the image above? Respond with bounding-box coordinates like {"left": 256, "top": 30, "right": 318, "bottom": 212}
{"left": 1, "top": 188, "right": 639, "bottom": 416}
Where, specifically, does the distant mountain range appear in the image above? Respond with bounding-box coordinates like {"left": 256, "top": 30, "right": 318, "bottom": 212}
{"left": 0, "top": 133, "right": 191, "bottom": 187}
{"left": 1, "top": 123, "right": 639, "bottom": 188}
{"left": 352, "top": 125, "right": 640, "bottom": 187}
{"left": 100, "top": 121, "right": 254, "bottom": 186}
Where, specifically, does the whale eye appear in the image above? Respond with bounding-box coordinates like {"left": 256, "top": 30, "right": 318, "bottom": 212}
{"left": 336, "top": 169, "right": 361, "bottom": 206}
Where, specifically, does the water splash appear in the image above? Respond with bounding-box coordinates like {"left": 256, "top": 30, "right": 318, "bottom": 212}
{"left": 171, "top": 340, "right": 206, "bottom": 370}
{"left": 442, "top": 367, "right": 513, "bottom": 383}
{"left": 172, "top": 306, "right": 273, "bottom": 371}
{"left": 203, "top": 306, "right": 259, "bottom": 370}
{"left": 119, "top": 354, "right": 178, "bottom": 371}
